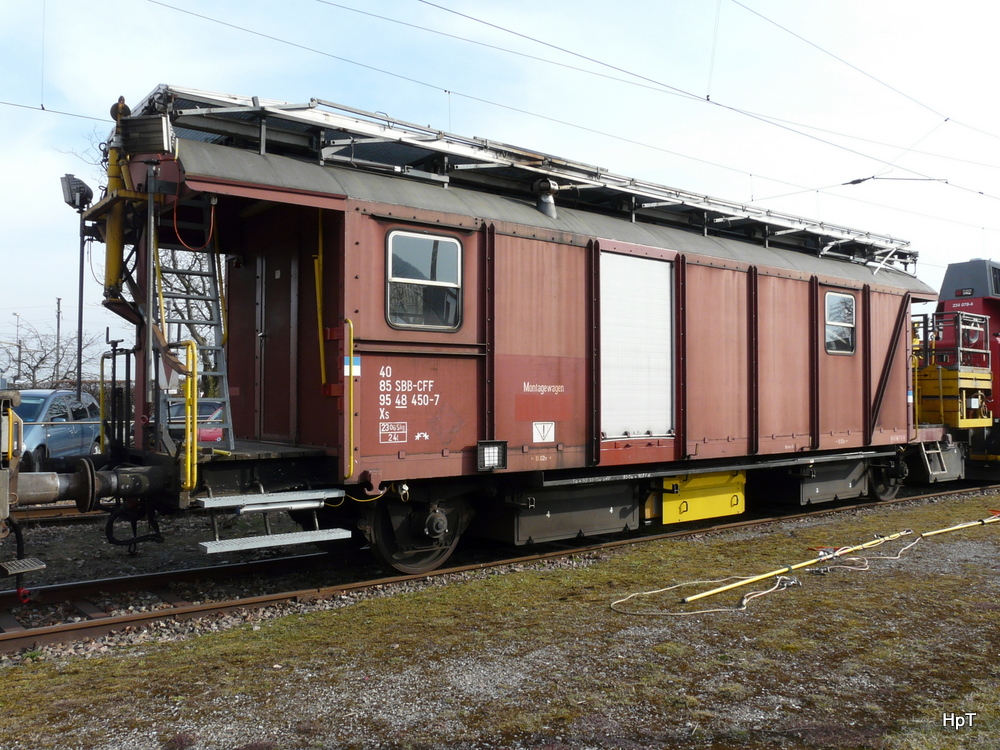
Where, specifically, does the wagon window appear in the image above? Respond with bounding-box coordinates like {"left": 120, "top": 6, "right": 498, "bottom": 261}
{"left": 387, "top": 231, "right": 461, "bottom": 330}
{"left": 825, "top": 292, "right": 856, "bottom": 354}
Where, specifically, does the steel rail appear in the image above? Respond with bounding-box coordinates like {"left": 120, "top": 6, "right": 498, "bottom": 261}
{"left": 2, "top": 483, "right": 997, "bottom": 654}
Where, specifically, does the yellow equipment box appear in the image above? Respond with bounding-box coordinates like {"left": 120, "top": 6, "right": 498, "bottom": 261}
{"left": 659, "top": 471, "right": 745, "bottom": 524}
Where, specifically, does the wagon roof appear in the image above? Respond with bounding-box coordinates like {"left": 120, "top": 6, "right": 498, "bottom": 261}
{"left": 171, "top": 137, "right": 931, "bottom": 296}
{"left": 122, "top": 85, "right": 932, "bottom": 296}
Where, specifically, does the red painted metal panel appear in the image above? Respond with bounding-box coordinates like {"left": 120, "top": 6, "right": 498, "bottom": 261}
{"left": 942, "top": 296, "right": 1000, "bottom": 403}
{"left": 684, "top": 264, "right": 749, "bottom": 458}
{"left": 343, "top": 209, "right": 482, "bottom": 347}
{"left": 757, "top": 274, "right": 811, "bottom": 453}
{"left": 866, "top": 290, "right": 910, "bottom": 446}
{"left": 225, "top": 251, "right": 257, "bottom": 440}
{"left": 818, "top": 285, "right": 865, "bottom": 449}
{"left": 259, "top": 250, "right": 297, "bottom": 440}
{"left": 357, "top": 354, "right": 482, "bottom": 476}
{"left": 341, "top": 209, "right": 486, "bottom": 482}
{"left": 493, "top": 235, "right": 588, "bottom": 471}
{"left": 296, "top": 210, "right": 344, "bottom": 452}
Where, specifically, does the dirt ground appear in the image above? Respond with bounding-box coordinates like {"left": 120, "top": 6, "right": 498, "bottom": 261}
{"left": 1, "top": 493, "right": 998, "bottom": 749}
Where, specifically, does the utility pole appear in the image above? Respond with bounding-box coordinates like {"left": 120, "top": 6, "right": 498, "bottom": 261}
{"left": 12, "top": 312, "right": 20, "bottom": 384}
{"left": 55, "top": 296, "right": 62, "bottom": 386}
{"left": 60, "top": 173, "right": 94, "bottom": 400}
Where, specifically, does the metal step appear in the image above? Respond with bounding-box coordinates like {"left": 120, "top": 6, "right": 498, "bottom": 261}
{"left": 199, "top": 528, "right": 351, "bottom": 554}
{"left": 165, "top": 316, "right": 222, "bottom": 326}
{"left": 162, "top": 291, "right": 215, "bottom": 302}
{"left": 160, "top": 266, "right": 214, "bottom": 277}
{"left": 921, "top": 441, "right": 948, "bottom": 476}
{"left": 194, "top": 488, "right": 346, "bottom": 510}
{"left": 1, "top": 557, "right": 47, "bottom": 577}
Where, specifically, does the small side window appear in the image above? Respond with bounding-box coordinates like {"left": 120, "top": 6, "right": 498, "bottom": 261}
{"left": 825, "top": 292, "right": 856, "bottom": 354}
{"left": 387, "top": 231, "right": 461, "bottom": 330}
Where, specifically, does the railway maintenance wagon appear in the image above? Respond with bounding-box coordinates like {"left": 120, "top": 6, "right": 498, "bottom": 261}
{"left": 3, "top": 85, "right": 990, "bottom": 576}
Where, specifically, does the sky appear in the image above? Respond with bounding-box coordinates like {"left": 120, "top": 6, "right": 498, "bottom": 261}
{"left": 2, "top": 0, "right": 999, "bottom": 362}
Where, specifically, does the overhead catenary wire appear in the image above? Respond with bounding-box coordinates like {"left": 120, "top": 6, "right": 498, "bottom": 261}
{"left": 325, "top": 0, "right": 1000, "bottom": 177}
{"left": 729, "top": 0, "right": 1000, "bottom": 144}
{"left": 8, "top": 1, "right": 1000, "bottom": 255}
{"left": 413, "top": 0, "right": 1000, "bottom": 200}
{"left": 136, "top": 0, "right": 1000, "bottom": 242}
{"left": 149, "top": 0, "right": 989, "bottom": 205}
{"left": 313, "top": 0, "right": 698, "bottom": 100}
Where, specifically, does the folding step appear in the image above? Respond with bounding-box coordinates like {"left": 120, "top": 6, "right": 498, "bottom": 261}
{"left": 921, "top": 441, "right": 948, "bottom": 476}
{"left": 1, "top": 557, "right": 47, "bottom": 577}
{"left": 194, "top": 488, "right": 346, "bottom": 510}
{"left": 198, "top": 528, "right": 351, "bottom": 554}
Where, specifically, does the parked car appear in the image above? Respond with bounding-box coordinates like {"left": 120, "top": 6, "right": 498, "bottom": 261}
{"left": 13, "top": 389, "right": 103, "bottom": 471}
{"left": 194, "top": 406, "right": 225, "bottom": 443}
{"left": 166, "top": 399, "right": 225, "bottom": 443}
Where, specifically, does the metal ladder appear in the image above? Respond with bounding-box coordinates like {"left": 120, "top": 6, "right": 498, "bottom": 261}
{"left": 920, "top": 441, "right": 949, "bottom": 477}
{"left": 156, "top": 199, "right": 235, "bottom": 451}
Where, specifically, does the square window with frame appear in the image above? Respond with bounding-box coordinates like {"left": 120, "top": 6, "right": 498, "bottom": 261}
{"left": 825, "top": 292, "right": 856, "bottom": 354}
{"left": 386, "top": 230, "right": 462, "bottom": 330}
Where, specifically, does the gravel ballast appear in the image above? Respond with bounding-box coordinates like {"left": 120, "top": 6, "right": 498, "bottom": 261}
{"left": 1, "top": 494, "right": 998, "bottom": 749}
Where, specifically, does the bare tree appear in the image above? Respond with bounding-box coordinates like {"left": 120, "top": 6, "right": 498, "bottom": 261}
{"left": 0, "top": 320, "right": 103, "bottom": 389}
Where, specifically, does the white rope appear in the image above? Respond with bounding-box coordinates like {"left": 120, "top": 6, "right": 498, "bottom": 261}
{"left": 610, "top": 575, "right": 800, "bottom": 617}
{"left": 611, "top": 534, "right": 925, "bottom": 617}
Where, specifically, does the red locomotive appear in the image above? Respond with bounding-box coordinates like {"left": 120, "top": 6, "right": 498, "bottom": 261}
{"left": 0, "top": 86, "right": 992, "bottom": 576}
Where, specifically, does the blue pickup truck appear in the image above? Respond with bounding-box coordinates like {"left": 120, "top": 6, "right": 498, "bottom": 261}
{"left": 13, "top": 389, "right": 103, "bottom": 471}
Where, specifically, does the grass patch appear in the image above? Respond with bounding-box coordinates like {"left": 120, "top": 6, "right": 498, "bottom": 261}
{"left": 1, "top": 493, "right": 998, "bottom": 748}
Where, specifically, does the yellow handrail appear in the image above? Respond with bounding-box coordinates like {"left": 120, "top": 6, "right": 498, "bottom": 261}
{"left": 5, "top": 408, "right": 23, "bottom": 465}
{"left": 345, "top": 318, "right": 355, "bottom": 480}
{"left": 174, "top": 340, "right": 198, "bottom": 491}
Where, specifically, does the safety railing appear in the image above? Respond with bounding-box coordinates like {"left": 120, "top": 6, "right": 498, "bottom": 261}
{"left": 165, "top": 340, "right": 199, "bottom": 491}
{"left": 3, "top": 406, "right": 23, "bottom": 467}
{"left": 912, "top": 311, "right": 991, "bottom": 371}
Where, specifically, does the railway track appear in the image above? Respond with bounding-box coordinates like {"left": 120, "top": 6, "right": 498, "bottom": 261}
{"left": 2, "top": 483, "right": 998, "bottom": 655}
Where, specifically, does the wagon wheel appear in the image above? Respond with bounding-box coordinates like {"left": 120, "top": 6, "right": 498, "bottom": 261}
{"left": 361, "top": 496, "right": 468, "bottom": 575}
{"left": 868, "top": 463, "right": 901, "bottom": 502}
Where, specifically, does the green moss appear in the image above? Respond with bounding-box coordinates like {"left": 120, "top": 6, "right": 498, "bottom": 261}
{"left": 1, "top": 493, "right": 999, "bottom": 749}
